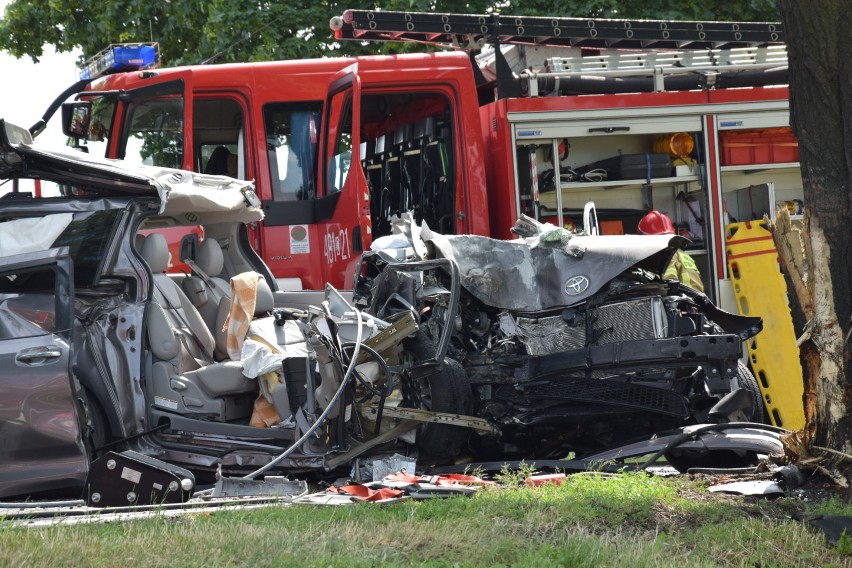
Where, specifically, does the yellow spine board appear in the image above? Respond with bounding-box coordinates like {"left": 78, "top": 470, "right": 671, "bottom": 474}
{"left": 725, "top": 220, "right": 805, "bottom": 429}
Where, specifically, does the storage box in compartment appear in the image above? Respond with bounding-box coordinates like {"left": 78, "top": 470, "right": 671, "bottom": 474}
{"left": 720, "top": 128, "right": 799, "bottom": 166}
{"left": 580, "top": 153, "right": 672, "bottom": 181}
{"left": 549, "top": 209, "right": 647, "bottom": 235}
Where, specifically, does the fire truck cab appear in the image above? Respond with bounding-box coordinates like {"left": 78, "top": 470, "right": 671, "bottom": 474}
{"left": 59, "top": 45, "right": 489, "bottom": 291}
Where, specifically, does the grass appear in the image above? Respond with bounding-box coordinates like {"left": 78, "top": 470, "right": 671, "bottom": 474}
{"left": 2, "top": 471, "right": 852, "bottom": 567}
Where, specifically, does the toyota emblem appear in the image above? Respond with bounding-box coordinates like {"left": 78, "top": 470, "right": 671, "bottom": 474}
{"left": 563, "top": 275, "right": 590, "bottom": 296}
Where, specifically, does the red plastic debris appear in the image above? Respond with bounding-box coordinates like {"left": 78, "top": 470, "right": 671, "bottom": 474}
{"left": 524, "top": 473, "right": 566, "bottom": 487}
{"left": 328, "top": 485, "right": 404, "bottom": 501}
{"left": 382, "top": 472, "right": 496, "bottom": 486}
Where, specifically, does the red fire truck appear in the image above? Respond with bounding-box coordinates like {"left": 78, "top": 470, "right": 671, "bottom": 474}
{"left": 36, "top": 11, "right": 804, "bottom": 426}
{"left": 39, "top": 11, "right": 798, "bottom": 299}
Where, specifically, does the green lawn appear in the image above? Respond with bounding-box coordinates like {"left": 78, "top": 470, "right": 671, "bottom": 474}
{"left": 3, "top": 471, "right": 850, "bottom": 567}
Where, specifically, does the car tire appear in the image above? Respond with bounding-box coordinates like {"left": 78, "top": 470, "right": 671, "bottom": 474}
{"left": 401, "top": 332, "right": 471, "bottom": 459}
{"left": 737, "top": 361, "right": 766, "bottom": 424}
{"left": 664, "top": 363, "right": 768, "bottom": 473}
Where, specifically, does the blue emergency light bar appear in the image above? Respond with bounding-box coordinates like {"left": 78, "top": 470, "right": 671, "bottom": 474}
{"left": 79, "top": 43, "right": 159, "bottom": 80}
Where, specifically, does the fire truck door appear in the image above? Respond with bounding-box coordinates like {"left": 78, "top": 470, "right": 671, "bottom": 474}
{"left": 318, "top": 64, "right": 368, "bottom": 289}
{"left": 114, "top": 70, "right": 194, "bottom": 172}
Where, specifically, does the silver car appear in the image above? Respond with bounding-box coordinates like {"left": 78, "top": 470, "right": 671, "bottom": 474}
{"left": 0, "top": 119, "right": 361, "bottom": 499}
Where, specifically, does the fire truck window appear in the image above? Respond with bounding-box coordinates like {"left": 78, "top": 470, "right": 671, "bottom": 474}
{"left": 201, "top": 145, "right": 238, "bottom": 177}
{"left": 74, "top": 95, "right": 117, "bottom": 158}
{"left": 194, "top": 99, "right": 244, "bottom": 179}
{"left": 263, "top": 103, "right": 322, "bottom": 201}
{"left": 122, "top": 97, "right": 184, "bottom": 168}
{"left": 329, "top": 141, "right": 352, "bottom": 193}
{"left": 326, "top": 90, "right": 353, "bottom": 195}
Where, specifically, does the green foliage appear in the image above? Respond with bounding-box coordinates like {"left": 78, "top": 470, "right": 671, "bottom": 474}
{"left": 2, "top": 474, "right": 848, "bottom": 567}
{"left": 520, "top": 0, "right": 780, "bottom": 20}
{"left": 0, "top": 0, "right": 781, "bottom": 66}
{"left": 837, "top": 532, "right": 852, "bottom": 557}
{"left": 494, "top": 460, "right": 536, "bottom": 486}
{"left": 812, "top": 496, "right": 852, "bottom": 516}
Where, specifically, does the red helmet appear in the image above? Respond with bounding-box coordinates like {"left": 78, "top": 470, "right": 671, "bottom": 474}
{"left": 638, "top": 211, "right": 675, "bottom": 235}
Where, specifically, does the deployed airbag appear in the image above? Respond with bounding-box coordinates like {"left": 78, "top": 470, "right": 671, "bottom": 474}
{"left": 0, "top": 213, "right": 73, "bottom": 257}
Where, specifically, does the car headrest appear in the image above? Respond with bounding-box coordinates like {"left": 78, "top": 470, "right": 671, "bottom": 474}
{"left": 255, "top": 278, "right": 274, "bottom": 315}
{"left": 197, "top": 238, "right": 224, "bottom": 277}
{"left": 141, "top": 233, "right": 170, "bottom": 274}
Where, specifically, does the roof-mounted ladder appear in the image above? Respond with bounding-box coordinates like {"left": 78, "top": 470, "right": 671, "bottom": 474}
{"left": 525, "top": 45, "right": 789, "bottom": 95}
{"left": 330, "top": 10, "right": 786, "bottom": 50}
{"left": 330, "top": 10, "right": 788, "bottom": 99}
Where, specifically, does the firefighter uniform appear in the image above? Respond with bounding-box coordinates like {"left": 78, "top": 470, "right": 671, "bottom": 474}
{"left": 664, "top": 249, "right": 704, "bottom": 292}
{"left": 638, "top": 210, "right": 705, "bottom": 292}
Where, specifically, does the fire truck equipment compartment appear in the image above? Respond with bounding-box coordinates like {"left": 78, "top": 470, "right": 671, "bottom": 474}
{"left": 581, "top": 153, "right": 672, "bottom": 181}
{"left": 720, "top": 128, "right": 799, "bottom": 166}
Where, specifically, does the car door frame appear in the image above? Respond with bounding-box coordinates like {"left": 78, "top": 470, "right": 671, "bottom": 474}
{"left": 0, "top": 246, "right": 89, "bottom": 498}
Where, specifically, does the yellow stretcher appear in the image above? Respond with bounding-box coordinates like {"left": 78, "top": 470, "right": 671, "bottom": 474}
{"left": 725, "top": 220, "right": 805, "bottom": 429}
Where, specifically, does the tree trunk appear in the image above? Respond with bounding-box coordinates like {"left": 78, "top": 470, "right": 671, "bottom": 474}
{"left": 779, "top": 0, "right": 852, "bottom": 452}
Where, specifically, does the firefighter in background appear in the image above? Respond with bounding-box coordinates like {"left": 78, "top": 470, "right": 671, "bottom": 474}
{"left": 637, "top": 210, "right": 705, "bottom": 292}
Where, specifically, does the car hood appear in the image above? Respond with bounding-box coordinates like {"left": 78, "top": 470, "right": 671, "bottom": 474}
{"left": 0, "top": 119, "right": 263, "bottom": 224}
{"left": 425, "top": 231, "right": 689, "bottom": 311}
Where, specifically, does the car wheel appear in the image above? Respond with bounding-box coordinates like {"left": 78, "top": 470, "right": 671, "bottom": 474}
{"left": 664, "top": 363, "right": 767, "bottom": 473}
{"left": 737, "top": 361, "right": 766, "bottom": 423}
{"left": 663, "top": 445, "right": 764, "bottom": 473}
{"left": 401, "top": 332, "right": 471, "bottom": 459}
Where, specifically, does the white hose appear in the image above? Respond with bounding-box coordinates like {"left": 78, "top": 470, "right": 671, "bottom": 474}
{"left": 241, "top": 307, "right": 365, "bottom": 480}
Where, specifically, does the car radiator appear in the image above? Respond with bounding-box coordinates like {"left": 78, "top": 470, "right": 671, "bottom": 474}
{"left": 515, "top": 296, "right": 669, "bottom": 356}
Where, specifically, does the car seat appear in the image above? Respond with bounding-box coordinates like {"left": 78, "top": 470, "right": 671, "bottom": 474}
{"left": 182, "top": 238, "right": 232, "bottom": 358}
{"left": 204, "top": 145, "right": 233, "bottom": 176}
{"left": 142, "top": 232, "right": 256, "bottom": 421}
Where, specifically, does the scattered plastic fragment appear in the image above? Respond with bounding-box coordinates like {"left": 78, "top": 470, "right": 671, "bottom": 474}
{"left": 524, "top": 473, "right": 566, "bottom": 487}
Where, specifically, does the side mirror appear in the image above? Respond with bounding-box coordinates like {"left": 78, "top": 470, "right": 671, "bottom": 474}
{"left": 61, "top": 102, "right": 93, "bottom": 139}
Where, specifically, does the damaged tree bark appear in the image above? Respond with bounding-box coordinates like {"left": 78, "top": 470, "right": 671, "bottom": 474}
{"left": 777, "top": 1, "right": 852, "bottom": 453}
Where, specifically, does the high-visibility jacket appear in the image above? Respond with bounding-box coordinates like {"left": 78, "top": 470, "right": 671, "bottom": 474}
{"left": 664, "top": 249, "right": 704, "bottom": 292}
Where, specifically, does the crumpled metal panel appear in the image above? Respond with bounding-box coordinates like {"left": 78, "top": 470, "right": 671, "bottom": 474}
{"left": 425, "top": 232, "right": 685, "bottom": 312}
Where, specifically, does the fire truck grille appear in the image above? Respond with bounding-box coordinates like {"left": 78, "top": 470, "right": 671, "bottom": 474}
{"left": 527, "top": 377, "right": 689, "bottom": 418}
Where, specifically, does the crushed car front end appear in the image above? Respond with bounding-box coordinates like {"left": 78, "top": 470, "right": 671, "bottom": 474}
{"left": 354, "top": 219, "right": 763, "bottom": 460}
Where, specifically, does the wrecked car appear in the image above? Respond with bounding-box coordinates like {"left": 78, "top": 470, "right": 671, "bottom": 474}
{"left": 0, "top": 119, "right": 387, "bottom": 499}
{"left": 0, "top": 117, "right": 767, "bottom": 501}
{"left": 353, "top": 216, "right": 766, "bottom": 463}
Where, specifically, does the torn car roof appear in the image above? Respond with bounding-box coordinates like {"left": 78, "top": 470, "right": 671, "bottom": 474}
{"left": 0, "top": 119, "right": 263, "bottom": 225}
